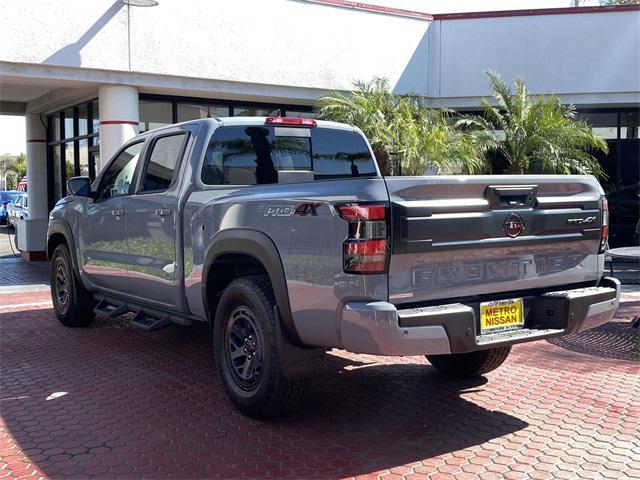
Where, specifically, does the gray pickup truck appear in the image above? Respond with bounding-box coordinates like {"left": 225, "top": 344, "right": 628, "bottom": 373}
{"left": 47, "top": 116, "right": 620, "bottom": 418}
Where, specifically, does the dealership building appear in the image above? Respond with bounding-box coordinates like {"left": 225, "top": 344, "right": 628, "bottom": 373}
{"left": 0, "top": 0, "right": 638, "bottom": 259}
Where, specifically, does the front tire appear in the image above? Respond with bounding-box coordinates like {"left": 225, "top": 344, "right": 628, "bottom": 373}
{"left": 426, "top": 346, "right": 512, "bottom": 378}
{"left": 50, "top": 243, "right": 95, "bottom": 327}
{"left": 213, "top": 275, "right": 309, "bottom": 418}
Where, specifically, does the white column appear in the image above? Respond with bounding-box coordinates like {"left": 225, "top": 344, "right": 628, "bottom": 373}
{"left": 25, "top": 114, "right": 48, "bottom": 220}
{"left": 20, "top": 113, "right": 49, "bottom": 259}
{"left": 98, "top": 85, "right": 139, "bottom": 172}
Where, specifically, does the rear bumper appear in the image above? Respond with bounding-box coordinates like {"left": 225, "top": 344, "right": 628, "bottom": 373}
{"left": 340, "top": 277, "right": 621, "bottom": 356}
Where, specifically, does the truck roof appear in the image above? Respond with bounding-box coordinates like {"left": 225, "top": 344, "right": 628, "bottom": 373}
{"left": 138, "top": 117, "right": 359, "bottom": 137}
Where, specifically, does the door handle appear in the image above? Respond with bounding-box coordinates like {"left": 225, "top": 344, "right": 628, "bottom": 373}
{"left": 155, "top": 208, "right": 172, "bottom": 217}
{"left": 111, "top": 209, "right": 125, "bottom": 217}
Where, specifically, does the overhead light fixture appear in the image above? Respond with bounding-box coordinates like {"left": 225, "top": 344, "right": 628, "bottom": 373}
{"left": 121, "top": 0, "right": 159, "bottom": 6}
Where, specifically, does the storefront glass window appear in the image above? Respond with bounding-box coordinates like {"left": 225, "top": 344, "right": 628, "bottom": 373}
{"left": 64, "top": 108, "right": 74, "bottom": 138}
{"left": 65, "top": 142, "right": 75, "bottom": 189}
{"left": 52, "top": 146, "right": 62, "bottom": 201}
{"left": 283, "top": 110, "right": 316, "bottom": 119}
{"left": 616, "top": 140, "right": 639, "bottom": 246}
{"left": 621, "top": 112, "right": 639, "bottom": 140}
{"left": 177, "top": 103, "right": 229, "bottom": 122}
{"left": 79, "top": 139, "right": 89, "bottom": 177}
{"left": 52, "top": 114, "right": 61, "bottom": 142}
{"left": 91, "top": 100, "right": 100, "bottom": 135}
{"left": 576, "top": 112, "right": 618, "bottom": 140}
{"left": 233, "top": 106, "right": 278, "bottom": 117}
{"left": 139, "top": 100, "right": 172, "bottom": 132}
{"left": 78, "top": 104, "right": 88, "bottom": 137}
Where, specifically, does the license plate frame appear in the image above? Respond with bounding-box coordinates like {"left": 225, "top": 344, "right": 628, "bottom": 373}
{"left": 480, "top": 298, "right": 524, "bottom": 335}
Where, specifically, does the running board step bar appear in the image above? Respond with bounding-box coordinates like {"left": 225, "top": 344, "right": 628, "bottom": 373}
{"left": 93, "top": 294, "right": 193, "bottom": 331}
{"left": 93, "top": 299, "right": 128, "bottom": 317}
{"left": 130, "top": 310, "right": 172, "bottom": 332}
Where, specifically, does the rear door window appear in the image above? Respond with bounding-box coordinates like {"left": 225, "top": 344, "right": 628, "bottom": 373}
{"left": 201, "top": 126, "right": 312, "bottom": 185}
{"left": 140, "top": 133, "right": 187, "bottom": 192}
{"left": 311, "top": 129, "right": 377, "bottom": 180}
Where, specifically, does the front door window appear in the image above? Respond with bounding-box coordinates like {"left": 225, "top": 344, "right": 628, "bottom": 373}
{"left": 95, "top": 143, "right": 143, "bottom": 201}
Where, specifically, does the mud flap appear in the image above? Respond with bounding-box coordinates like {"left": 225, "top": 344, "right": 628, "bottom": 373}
{"left": 275, "top": 306, "right": 326, "bottom": 381}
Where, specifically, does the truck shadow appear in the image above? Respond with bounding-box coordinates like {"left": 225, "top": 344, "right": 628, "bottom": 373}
{"left": 1, "top": 309, "right": 528, "bottom": 479}
{"left": 547, "top": 319, "right": 639, "bottom": 362}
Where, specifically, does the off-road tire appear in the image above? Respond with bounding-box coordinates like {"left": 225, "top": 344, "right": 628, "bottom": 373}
{"left": 50, "top": 243, "right": 95, "bottom": 327}
{"left": 426, "top": 346, "right": 512, "bottom": 378}
{"left": 213, "top": 275, "right": 309, "bottom": 418}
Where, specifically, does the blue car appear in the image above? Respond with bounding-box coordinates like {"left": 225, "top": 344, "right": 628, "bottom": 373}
{"left": 0, "top": 191, "right": 19, "bottom": 226}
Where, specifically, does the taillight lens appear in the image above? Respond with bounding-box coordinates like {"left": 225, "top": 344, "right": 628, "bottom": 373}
{"left": 337, "top": 203, "right": 389, "bottom": 274}
{"left": 600, "top": 196, "right": 609, "bottom": 253}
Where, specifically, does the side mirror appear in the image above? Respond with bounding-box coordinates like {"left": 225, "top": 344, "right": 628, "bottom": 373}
{"left": 67, "top": 176, "right": 92, "bottom": 197}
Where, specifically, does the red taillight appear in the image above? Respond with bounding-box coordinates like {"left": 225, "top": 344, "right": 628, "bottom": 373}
{"left": 265, "top": 117, "right": 317, "bottom": 127}
{"left": 600, "top": 196, "right": 609, "bottom": 253}
{"left": 336, "top": 204, "right": 386, "bottom": 221}
{"left": 337, "top": 203, "right": 389, "bottom": 274}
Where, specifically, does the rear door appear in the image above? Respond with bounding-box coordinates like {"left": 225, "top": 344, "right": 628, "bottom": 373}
{"left": 125, "top": 131, "right": 188, "bottom": 308}
{"left": 385, "top": 175, "right": 604, "bottom": 305}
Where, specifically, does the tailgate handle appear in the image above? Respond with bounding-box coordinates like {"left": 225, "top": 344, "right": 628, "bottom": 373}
{"left": 487, "top": 185, "right": 538, "bottom": 209}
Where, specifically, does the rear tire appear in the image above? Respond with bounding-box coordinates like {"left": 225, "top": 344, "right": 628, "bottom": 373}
{"left": 50, "top": 243, "right": 95, "bottom": 327}
{"left": 426, "top": 346, "right": 512, "bottom": 378}
{"left": 213, "top": 275, "right": 309, "bottom": 418}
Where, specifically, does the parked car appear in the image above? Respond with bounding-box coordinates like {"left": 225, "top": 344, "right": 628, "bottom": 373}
{"left": 7, "top": 192, "right": 28, "bottom": 227}
{"left": 0, "top": 190, "right": 19, "bottom": 204}
{"left": 47, "top": 117, "right": 620, "bottom": 418}
{"left": 0, "top": 191, "right": 20, "bottom": 227}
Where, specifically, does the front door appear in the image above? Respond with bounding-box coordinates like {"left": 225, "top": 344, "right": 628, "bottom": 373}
{"left": 80, "top": 142, "right": 144, "bottom": 292}
{"left": 125, "top": 132, "right": 187, "bottom": 308}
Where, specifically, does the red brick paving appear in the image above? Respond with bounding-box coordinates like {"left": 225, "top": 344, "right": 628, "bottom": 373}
{"left": 0, "top": 259, "right": 49, "bottom": 289}
{"left": 0, "top": 288, "right": 638, "bottom": 480}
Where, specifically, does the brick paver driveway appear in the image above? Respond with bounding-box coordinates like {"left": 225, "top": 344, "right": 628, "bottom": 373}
{"left": 0, "top": 261, "right": 638, "bottom": 479}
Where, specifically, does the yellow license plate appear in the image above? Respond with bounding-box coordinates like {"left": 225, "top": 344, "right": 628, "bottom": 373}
{"left": 480, "top": 298, "right": 524, "bottom": 334}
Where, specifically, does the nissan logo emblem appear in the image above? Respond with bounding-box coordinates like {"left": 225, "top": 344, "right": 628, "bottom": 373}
{"left": 503, "top": 213, "right": 525, "bottom": 238}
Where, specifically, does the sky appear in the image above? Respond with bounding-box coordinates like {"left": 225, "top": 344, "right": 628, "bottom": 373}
{"left": 0, "top": 116, "right": 26, "bottom": 156}
{"left": 0, "top": 0, "right": 602, "bottom": 155}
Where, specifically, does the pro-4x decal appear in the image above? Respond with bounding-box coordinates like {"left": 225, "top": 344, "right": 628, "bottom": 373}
{"left": 264, "top": 203, "right": 323, "bottom": 217}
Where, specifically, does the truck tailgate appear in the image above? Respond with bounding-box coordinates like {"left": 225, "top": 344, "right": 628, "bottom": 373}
{"left": 385, "top": 175, "right": 604, "bottom": 305}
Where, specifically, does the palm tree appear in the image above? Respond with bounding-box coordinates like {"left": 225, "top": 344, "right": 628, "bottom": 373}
{"left": 315, "top": 78, "right": 396, "bottom": 175}
{"left": 461, "top": 71, "right": 608, "bottom": 176}
{"left": 599, "top": 0, "right": 639, "bottom": 5}
{"left": 3, "top": 153, "right": 27, "bottom": 190}
{"left": 315, "top": 78, "right": 487, "bottom": 176}
{"left": 391, "top": 102, "right": 487, "bottom": 175}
